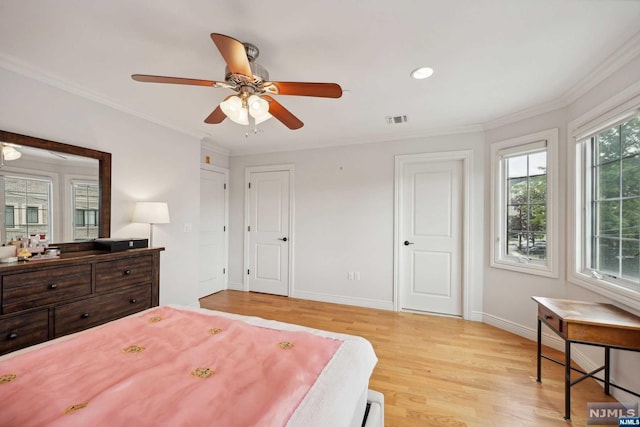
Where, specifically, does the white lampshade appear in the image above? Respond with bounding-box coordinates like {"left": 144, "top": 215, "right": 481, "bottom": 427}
{"left": 2, "top": 146, "right": 21, "bottom": 161}
{"left": 132, "top": 202, "right": 170, "bottom": 224}
{"left": 220, "top": 95, "right": 249, "bottom": 125}
{"left": 248, "top": 95, "right": 272, "bottom": 124}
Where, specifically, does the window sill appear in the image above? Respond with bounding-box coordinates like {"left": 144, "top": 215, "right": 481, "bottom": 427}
{"left": 568, "top": 271, "right": 640, "bottom": 311}
{"left": 491, "top": 259, "right": 558, "bottom": 278}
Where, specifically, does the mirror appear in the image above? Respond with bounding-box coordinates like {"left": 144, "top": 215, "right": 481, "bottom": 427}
{"left": 0, "top": 129, "right": 111, "bottom": 245}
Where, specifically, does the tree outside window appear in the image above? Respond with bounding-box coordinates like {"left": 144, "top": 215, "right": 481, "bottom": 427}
{"left": 491, "top": 128, "right": 558, "bottom": 277}
{"left": 506, "top": 151, "right": 547, "bottom": 260}
{"left": 590, "top": 117, "right": 640, "bottom": 283}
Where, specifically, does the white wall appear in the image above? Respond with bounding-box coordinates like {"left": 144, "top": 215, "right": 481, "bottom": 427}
{"left": 483, "top": 53, "right": 640, "bottom": 403}
{"left": 0, "top": 67, "right": 202, "bottom": 306}
{"left": 229, "top": 132, "right": 485, "bottom": 315}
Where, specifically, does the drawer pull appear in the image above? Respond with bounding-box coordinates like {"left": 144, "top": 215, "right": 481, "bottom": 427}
{"left": 544, "top": 314, "right": 553, "bottom": 320}
{"left": 49, "top": 283, "right": 58, "bottom": 289}
{"left": 124, "top": 270, "right": 132, "bottom": 275}
{"left": 81, "top": 312, "right": 90, "bottom": 319}
{"left": 8, "top": 332, "right": 18, "bottom": 340}
{"left": 130, "top": 298, "right": 137, "bottom": 304}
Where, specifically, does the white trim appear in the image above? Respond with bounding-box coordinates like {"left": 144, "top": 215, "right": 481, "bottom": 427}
{"left": 228, "top": 124, "right": 484, "bottom": 157}
{"left": 567, "top": 86, "right": 640, "bottom": 307}
{"left": 484, "top": 30, "right": 640, "bottom": 131}
{"left": 199, "top": 164, "right": 229, "bottom": 290}
{"left": 562, "top": 30, "right": 640, "bottom": 105}
{"left": 243, "top": 164, "right": 295, "bottom": 296}
{"left": 201, "top": 137, "right": 230, "bottom": 157}
{"left": 393, "top": 150, "right": 473, "bottom": 320}
{"left": 0, "top": 53, "right": 208, "bottom": 141}
{"left": 482, "top": 312, "right": 636, "bottom": 400}
{"left": 293, "top": 290, "right": 394, "bottom": 311}
{"left": 490, "top": 128, "right": 559, "bottom": 278}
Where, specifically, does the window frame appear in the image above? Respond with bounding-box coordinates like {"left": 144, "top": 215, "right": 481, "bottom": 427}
{"left": 71, "top": 180, "right": 99, "bottom": 241}
{"left": 490, "top": 128, "right": 559, "bottom": 278}
{"left": 569, "top": 93, "right": 640, "bottom": 305}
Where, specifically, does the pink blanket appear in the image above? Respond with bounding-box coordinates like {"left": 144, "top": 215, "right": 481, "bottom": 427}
{"left": 0, "top": 306, "right": 342, "bottom": 426}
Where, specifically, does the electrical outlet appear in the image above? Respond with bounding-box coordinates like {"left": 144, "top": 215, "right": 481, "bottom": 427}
{"left": 183, "top": 223, "right": 192, "bottom": 233}
{"left": 347, "top": 272, "right": 354, "bottom": 280}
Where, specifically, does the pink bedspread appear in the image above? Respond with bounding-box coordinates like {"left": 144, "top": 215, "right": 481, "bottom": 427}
{"left": 0, "top": 306, "right": 342, "bottom": 426}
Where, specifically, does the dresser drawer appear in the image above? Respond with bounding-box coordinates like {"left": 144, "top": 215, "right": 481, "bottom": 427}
{"left": 95, "top": 256, "right": 153, "bottom": 292}
{"left": 54, "top": 284, "right": 151, "bottom": 337}
{"left": 2, "top": 265, "right": 92, "bottom": 314}
{"left": 538, "top": 305, "right": 563, "bottom": 335}
{"left": 0, "top": 310, "right": 49, "bottom": 355}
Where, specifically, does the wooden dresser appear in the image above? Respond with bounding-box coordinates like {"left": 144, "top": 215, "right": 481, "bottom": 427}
{"left": 0, "top": 244, "right": 163, "bottom": 356}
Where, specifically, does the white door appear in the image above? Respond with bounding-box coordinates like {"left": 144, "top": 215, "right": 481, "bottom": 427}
{"left": 399, "top": 159, "right": 463, "bottom": 316}
{"left": 247, "top": 170, "right": 290, "bottom": 296}
{"left": 199, "top": 167, "right": 227, "bottom": 297}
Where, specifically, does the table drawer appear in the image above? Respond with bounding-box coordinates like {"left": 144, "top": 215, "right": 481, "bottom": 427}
{"left": 2, "top": 265, "right": 92, "bottom": 314}
{"left": 95, "top": 256, "right": 153, "bottom": 292}
{"left": 0, "top": 309, "right": 49, "bottom": 355}
{"left": 538, "top": 305, "right": 563, "bottom": 335}
{"left": 54, "top": 284, "right": 151, "bottom": 337}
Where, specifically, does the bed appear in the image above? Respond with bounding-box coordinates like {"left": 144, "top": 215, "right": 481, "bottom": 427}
{"left": 0, "top": 305, "right": 381, "bottom": 426}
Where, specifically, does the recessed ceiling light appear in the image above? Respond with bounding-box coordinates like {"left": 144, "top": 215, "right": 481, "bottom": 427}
{"left": 411, "top": 67, "right": 434, "bottom": 80}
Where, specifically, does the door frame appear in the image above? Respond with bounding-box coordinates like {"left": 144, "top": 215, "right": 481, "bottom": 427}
{"left": 394, "top": 151, "right": 473, "bottom": 319}
{"left": 243, "top": 164, "right": 295, "bottom": 294}
{"left": 200, "top": 163, "right": 229, "bottom": 290}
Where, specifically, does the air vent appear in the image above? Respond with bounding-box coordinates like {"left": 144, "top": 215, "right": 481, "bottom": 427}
{"left": 385, "top": 115, "right": 408, "bottom": 125}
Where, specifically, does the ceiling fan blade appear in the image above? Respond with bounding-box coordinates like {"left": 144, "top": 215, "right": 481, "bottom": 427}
{"left": 131, "top": 74, "right": 225, "bottom": 87}
{"left": 263, "top": 96, "right": 303, "bottom": 130}
{"left": 263, "top": 82, "right": 342, "bottom": 98}
{"left": 210, "top": 33, "right": 253, "bottom": 79}
{"left": 204, "top": 96, "right": 231, "bottom": 124}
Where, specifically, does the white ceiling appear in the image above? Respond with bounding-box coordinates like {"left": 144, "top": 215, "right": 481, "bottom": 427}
{"left": 1, "top": 1, "right": 639, "bottom": 155}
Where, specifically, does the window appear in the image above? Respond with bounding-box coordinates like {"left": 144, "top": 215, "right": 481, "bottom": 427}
{"left": 26, "top": 206, "right": 39, "bottom": 224}
{"left": 2, "top": 176, "right": 52, "bottom": 242}
{"left": 5, "top": 206, "right": 14, "bottom": 228}
{"left": 491, "top": 129, "right": 558, "bottom": 277}
{"left": 574, "top": 113, "right": 640, "bottom": 297}
{"left": 72, "top": 182, "right": 99, "bottom": 240}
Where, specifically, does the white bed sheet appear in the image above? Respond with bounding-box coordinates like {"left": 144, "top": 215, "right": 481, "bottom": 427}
{"left": 0, "top": 304, "right": 378, "bottom": 427}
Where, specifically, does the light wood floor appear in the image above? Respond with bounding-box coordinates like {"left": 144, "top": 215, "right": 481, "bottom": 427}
{"left": 200, "top": 291, "right": 617, "bottom": 427}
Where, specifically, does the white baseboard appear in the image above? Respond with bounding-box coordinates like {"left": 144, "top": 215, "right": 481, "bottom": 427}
{"left": 292, "top": 290, "right": 394, "bottom": 311}
{"left": 482, "top": 312, "right": 638, "bottom": 402}
{"left": 227, "top": 282, "right": 244, "bottom": 291}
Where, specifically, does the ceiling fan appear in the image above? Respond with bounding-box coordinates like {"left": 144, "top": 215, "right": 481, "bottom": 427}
{"left": 132, "top": 33, "right": 343, "bottom": 130}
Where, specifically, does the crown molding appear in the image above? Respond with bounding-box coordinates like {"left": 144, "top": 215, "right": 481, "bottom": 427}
{"left": 201, "top": 137, "right": 230, "bottom": 156}
{"left": 0, "top": 53, "right": 207, "bottom": 141}
{"left": 562, "top": 29, "right": 640, "bottom": 105}
{"left": 227, "top": 123, "right": 484, "bottom": 157}
{"left": 485, "top": 29, "right": 640, "bottom": 131}
{"left": 483, "top": 98, "right": 567, "bottom": 131}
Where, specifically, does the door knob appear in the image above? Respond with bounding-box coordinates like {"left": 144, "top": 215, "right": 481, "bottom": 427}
{"left": 278, "top": 237, "right": 288, "bottom": 242}
{"left": 404, "top": 240, "right": 414, "bottom": 246}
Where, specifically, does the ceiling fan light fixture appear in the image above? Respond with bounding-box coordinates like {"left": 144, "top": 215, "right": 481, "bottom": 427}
{"left": 248, "top": 95, "right": 269, "bottom": 117}
{"left": 411, "top": 67, "right": 434, "bottom": 80}
{"left": 220, "top": 95, "right": 249, "bottom": 125}
{"left": 2, "top": 145, "right": 21, "bottom": 161}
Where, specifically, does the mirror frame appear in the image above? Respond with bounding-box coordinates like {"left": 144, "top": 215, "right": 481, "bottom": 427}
{"left": 0, "top": 129, "right": 111, "bottom": 240}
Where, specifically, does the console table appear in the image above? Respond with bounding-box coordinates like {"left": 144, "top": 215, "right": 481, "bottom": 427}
{"left": 532, "top": 296, "right": 640, "bottom": 421}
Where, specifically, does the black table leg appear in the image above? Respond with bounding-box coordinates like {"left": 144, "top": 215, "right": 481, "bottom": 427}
{"left": 565, "top": 340, "right": 571, "bottom": 421}
{"left": 604, "top": 347, "right": 610, "bottom": 395}
{"left": 537, "top": 318, "right": 542, "bottom": 382}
